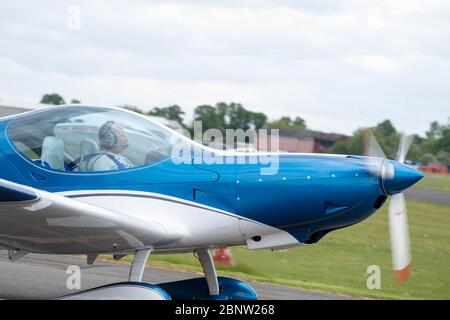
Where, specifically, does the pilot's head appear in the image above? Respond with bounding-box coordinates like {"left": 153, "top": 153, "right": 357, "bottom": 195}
{"left": 98, "top": 121, "right": 129, "bottom": 154}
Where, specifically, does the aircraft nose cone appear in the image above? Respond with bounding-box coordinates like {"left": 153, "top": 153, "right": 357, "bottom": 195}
{"left": 382, "top": 160, "right": 424, "bottom": 195}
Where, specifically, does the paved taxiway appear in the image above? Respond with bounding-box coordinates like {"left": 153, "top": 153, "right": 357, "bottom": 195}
{"left": 0, "top": 252, "right": 356, "bottom": 300}
{"left": 405, "top": 188, "right": 450, "bottom": 205}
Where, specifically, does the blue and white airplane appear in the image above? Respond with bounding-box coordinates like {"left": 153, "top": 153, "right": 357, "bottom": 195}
{"left": 0, "top": 105, "right": 422, "bottom": 299}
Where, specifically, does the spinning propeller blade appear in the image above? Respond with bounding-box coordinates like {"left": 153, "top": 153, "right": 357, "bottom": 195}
{"left": 364, "top": 130, "right": 386, "bottom": 178}
{"left": 366, "top": 131, "right": 416, "bottom": 283}
{"left": 389, "top": 133, "right": 414, "bottom": 282}
{"left": 367, "top": 130, "right": 386, "bottom": 159}
{"left": 388, "top": 192, "right": 412, "bottom": 282}
{"left": 396, "top": 134, "right": 414, "bottom": 164}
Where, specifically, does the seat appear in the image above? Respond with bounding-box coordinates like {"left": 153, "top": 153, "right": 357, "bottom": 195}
{"left": 13, "top": 141, "right": 39, "bottom": 160}
{"left": 41, "top": 136, "right": 65, "bottom": 170}
{"left": 145, "top": 150, "right": 166, "bottom": 164}
{"left": 78, "top": 139, "right": 99, "bottom": 171}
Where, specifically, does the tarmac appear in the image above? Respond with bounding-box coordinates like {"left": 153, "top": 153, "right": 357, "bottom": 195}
{"left": 0, "top": 252, "right": 356, "bottom": 300}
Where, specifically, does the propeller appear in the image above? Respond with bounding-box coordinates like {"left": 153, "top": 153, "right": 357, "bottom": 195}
{"left": 388, "top": 192, "right": 411, "bottom": 283}
{"left": 366, "top": 130, "right": 418, "bottom": 283}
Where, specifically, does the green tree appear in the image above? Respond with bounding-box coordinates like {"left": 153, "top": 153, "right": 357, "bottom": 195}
{"left": 251, "top": 112, "right": 268, "bottom": 131}
{"left": 436, "top": 150, "right": 450, "bottom": 164}
{"left": 70, "top": 99, "right": 81, "bottom": 104}
{"left": 406, "top": 135, "right": 424, "bottom": 162}
{"left": 330, "top": 121, "right": 398, "bottom": 158}
{"left": 194, "top": 105, "right": 224, "bottom": 131}
{"left": 218, "top": 102, "right": 267, "bottom": 131}
{"left": 373, "top": 120, "right": 399, "bottom": 159}
{"left": 193, "top": 102, "right": 267, "bottom": 132}
{"left": 420, "top": 153, "right": 438, "bottom": 165}
{"left": 374, "top": 119, "right": 396, "bottom": 137}
{"left": 329, "top": 140, "right": 348, "bottom": 154}
{"left": 329, "top": 128, "right": 365, "bottom": 155}
{"left": 419, "top": 120, "right": 450, "bottom": 163}
{"left": 40, "top": 93, "right": 65, "bottom": 105}
{"left": 437, "top": 127, "right": 450, "bottom": 153}
{"left": 426, "top": 121, "right": 444, "bottom": 139}
{"left": 267, "top": 116, "right": 306, "bottom": 130}
{"left": 148, "top": 105, "right": 185, "bottom": 123}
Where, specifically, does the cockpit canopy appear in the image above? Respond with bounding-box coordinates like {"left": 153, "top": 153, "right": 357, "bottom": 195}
{"left": 7, "top": 106, "right": 184, "bottom": 172}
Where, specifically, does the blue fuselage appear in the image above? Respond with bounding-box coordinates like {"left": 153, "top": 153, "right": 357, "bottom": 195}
{"left": 0, "top": 109, "right": 423, "bottom": 245}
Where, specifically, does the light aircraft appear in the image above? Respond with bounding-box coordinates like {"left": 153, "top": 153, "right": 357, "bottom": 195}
{"left": 0, "top": 105, "right": 422, "bottom": 299}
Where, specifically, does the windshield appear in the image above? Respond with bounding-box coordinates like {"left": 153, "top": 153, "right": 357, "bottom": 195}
{"left": 7, "top": 106, "right": 184, "bottom": 172}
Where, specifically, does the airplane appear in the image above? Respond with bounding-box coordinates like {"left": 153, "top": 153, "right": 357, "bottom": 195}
{"left": 0, "top": 104, "right": 423, "bottom": 299}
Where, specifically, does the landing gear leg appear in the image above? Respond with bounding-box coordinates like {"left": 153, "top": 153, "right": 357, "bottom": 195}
{"left": 195, "top": 248, "right": 219, "bottom": 296}
{"left": 128, "top": 247, "right": 153, "bottom": 282}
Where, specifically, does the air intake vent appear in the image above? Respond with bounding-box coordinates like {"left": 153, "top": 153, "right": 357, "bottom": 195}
{"left": 324, "top": 201, "right": 349, "bottom": 215}
{"left": 373, "top": 195, "right": 388, "bottom": 209}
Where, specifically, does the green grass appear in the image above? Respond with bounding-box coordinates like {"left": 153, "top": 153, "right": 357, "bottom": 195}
{"left": 415, "top": 174, "right": 450, "bottom": 192}
{"left": 114, "top": 200, "right": 450, "bottom": 300}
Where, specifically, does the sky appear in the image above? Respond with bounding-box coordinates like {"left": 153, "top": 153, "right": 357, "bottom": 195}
{"left": 0, "top": 0, "right": 449, "bottom": 135}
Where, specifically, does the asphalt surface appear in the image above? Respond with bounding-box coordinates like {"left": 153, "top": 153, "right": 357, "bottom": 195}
{"left": 405, "top": 188, "right": 450, "bottom": 205}
{"left": 0, "top": 252, "right": 356, "bottom": 300}
{"left": 0, "top": 106, "right": 31, "bottom": 118}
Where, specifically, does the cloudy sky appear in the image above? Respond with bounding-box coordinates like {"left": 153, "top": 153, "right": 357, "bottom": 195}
{"left": 0, "top": 0, "right": 449, "bottom": 135}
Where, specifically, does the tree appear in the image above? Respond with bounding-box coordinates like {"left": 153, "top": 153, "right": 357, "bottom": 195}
{"left": 419, "top": 120, "right": 450, "bottom": 163}
{"left": 250, "top": 112, "right": 268, "bottom": 131}
{"left": 217, "top": 102, "right": 267, "bottom": 131}
{"left": 420, "top": 153, "right": 438, "bottom": 165}
{"left": 406, "top": 135, "right": 424, "bottom": 162}
{"left": 147, "top": 105, "right": 185, "bottom": 123}
{"left": 437, "top": 127, "right": 450, "bottom": 153}
{"left": 41, "top": 93, "right": 65, "bottom": 105}
{"left": 329, "top": 118, "right": 450, "bottom": 164}
{"left": 70, "top": 99, "right": 81, "bottom": 104}
{"left": 373, "top": 120, "right": 399, "bottom": 159}
{"left": 426, "top": 121, "right": 444, "bottom": 139}
{"left": 329, "top": 120, "right": 398, "bottom": 158}
{"left": 374, "top": 119, "right": 396, "bottom": 137}
{"left": 329, "top": 128, "right": 365, "bottom": 155}
{"left": 267, "top": 116, "right": 306, "bottom": 129}
{"left": 194, "top": 105, "right": 224, "bottom": 131}
{"left": 193, "top": 102, "right": 267, "bottom": 132}
{"left": 329, "top": 140, "right": 348, "bottom": 154}
{"left": 436, "top": 151, "right": 450, "bottom": 165}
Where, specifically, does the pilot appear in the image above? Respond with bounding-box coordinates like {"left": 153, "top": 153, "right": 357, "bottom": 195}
{"left": 83, "top": 121, "right": 134, "bottom": 171}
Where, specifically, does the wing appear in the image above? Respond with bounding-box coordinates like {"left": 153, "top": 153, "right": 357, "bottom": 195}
{"left": 0, "top": 179, "right": 167, "bottom": 254}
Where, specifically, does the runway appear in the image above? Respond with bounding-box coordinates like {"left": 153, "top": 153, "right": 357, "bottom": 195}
{"left": 0, "top": 252, "right": 356, "bottom": 300}
{"left": 405, "top": 188, "right": 450, "bottom": 205}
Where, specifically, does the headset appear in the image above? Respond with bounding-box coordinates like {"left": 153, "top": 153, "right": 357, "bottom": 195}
{"left": 98, "top": 121, "right": 117, "bottom": 148}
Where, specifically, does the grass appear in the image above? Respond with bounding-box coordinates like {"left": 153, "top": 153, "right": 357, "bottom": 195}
{"left": 113, "top": 199, "right": 450, "bottom": 300}
{"left": 415, "top": 174, "right": 450, "bottom": 192}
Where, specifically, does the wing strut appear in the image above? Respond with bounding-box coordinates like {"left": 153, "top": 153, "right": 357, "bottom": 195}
{"left": 195, "top": 248, "right": 219, "bottom": 296}
{"left": 128, "top": 247, "right": 153, "bottom": 282}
